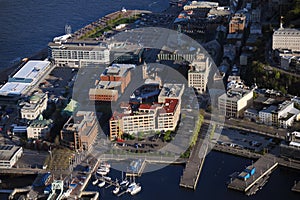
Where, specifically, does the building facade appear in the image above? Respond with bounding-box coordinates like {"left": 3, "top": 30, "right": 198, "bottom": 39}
{"left": 109, "top": 83, "right": 184, "bottom": 140}
{"left": 60, "top": 111, "right": 98, "bottom": 151}
{"left": 20, "top": 93, "right": 48, "bottom": 120}
{"left": 188, "top": 53, "right": 211, "bottom": 94}
{"left": 272, "top": 28, "right": 300, "bottom": 51}
{"left": 218, "top": 88, "right": 254, "bottom": 118}
{"left": 229, "top": 13, "right": 246, "bottom": 34}
{"left": 27, "top": 119, "right": 53, "bottom": 139}
{"left": 48, "top": 40, "right": 110, "bottom": 67}
{"left": 0, "top": 145, "right": 23, "bottom": 168}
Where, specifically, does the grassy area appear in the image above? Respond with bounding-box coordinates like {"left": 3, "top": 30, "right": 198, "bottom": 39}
{"left": 180, "top": 111, "right": 205, "bottom": 158}
{"left": 44, "top": 148, "right": 74, "bottom": 170}
{"left": 81, "top": 14, "right": 140, "bottom": 39}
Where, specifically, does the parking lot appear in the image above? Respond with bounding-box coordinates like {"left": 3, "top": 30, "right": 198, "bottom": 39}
{"left": 217, "top": 127, "right": 275, "bottom": 152}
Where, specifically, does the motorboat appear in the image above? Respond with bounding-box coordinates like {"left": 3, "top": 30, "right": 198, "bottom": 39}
{"left": 98, "top": 181, "right": 105, "bottom": 188}
{"left": 113, "top": 186, "right": 120, "bottom": 194}
{"left": 103, "top": 176, "right": 112, "bottom": 181}
{"left": 126, "top": 182, "right": 137, "bottom": 193}
{"left": 120, "top": 179, "right": 129, "bottom": 188}
{"left": 130, "top": 184, "right": 141, "bottom": 195}
{"left": 92, "top": 179, "right": 98, "bottom": 185}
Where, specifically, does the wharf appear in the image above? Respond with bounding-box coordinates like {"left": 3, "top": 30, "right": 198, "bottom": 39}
{"left": 292, "top": 181, "right": 300, "bottom": 193}
{"left": 212, "top": 143, "right": 262, "bottom": 159}
{"left": 179, "top": 123, "right": 209, "bottom": 190}
{"left": 228, "top": 154, "right": 278, "bottom": 193}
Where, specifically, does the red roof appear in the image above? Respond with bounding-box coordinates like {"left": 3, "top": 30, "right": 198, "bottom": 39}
{"left": 160, "top": 98, "right": 178, "bottom": 113}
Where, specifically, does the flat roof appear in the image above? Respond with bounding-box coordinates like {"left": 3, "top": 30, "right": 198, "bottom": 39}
{"left": 89, "top": 88, "right": 118, "bottom": 96}
{"left": 0, "top": 82, "right": 29, "bottom": 96}
{"left": 13, "top": 60, "right": 50, "bottom": 80}
{"left": 0, "top": 145, "right": 22, "bottom": 161}
{"left": 159, "top": 83, "right": 184, "bottom": 99}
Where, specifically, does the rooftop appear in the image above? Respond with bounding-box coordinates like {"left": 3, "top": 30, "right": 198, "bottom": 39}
{"left": 12, "top": 60, "right": 50, "bottom": 81}
{"left": 158, "top": 83, "right": 184, "bottom": 100}
{"left": 0, "top": 145, "right": 22, "bottom": 161}
{"left": 101, "top": 64, "right": 133, "bottom": 77}
{"left": 0, "top": 82, "right": 29, "bottom": 96}
{"left": 29, "top": 119, "right": 53, "bottom": 128}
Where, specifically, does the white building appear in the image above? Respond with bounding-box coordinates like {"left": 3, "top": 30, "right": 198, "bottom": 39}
{"left": 188, "top": 53, "right": 211, "bottom": 94}
{"left": 259, "top": 101, "right": 300, "bottom": 128}
{"left": 0, "top": 60, "right": 51, "bottom": 96}
{"left": 27, "top": 119, "right": 53, "bottom": 139}
{"left": 20, "top": 93, "right": 48, "bottom": 120}
{"left": 48, "top": 40, "right": 110, "bottom": 67}
{"left": 218, "top": 88, "right": 254, "bottom": 118}
{"left": 272, "top": 28, "right": 300, "bottom": 51}
{"left": 0, "top": 145, "right": 23, "bottom": 168}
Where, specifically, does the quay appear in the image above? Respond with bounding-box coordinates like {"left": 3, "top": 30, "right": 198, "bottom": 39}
{"left": 292, "top": 181, "right": 300, "bottom": 193}
{"left": 179, "top": 123, "right": 210, "bottom": 190}
{"left": 0, "top": 168, "right": 46, "bottom": 175}
{"left": 212, "top": 143, "right": 262, "bottom": 159}
{"left": 227, "top": 154, "right": 278, "bottom": 193}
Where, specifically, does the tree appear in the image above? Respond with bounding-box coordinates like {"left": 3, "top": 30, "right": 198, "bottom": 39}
{"left": 275, "top": 71, "right": 280, "bottom": 80}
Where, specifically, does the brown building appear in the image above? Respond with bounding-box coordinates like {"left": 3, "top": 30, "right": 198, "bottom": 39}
{"left": 89, "top": 64, "right": 133, "bottom": 102}
{"left": 60, "top": 111, "right": 98, "bottom": 151}
{"left": 229, "top": 13, "right": 246, "bottom": 34}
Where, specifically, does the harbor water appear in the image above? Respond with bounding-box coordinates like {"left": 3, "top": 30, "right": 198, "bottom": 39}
{"left": 86, "top": 151, "right": 300, "bottom": 200}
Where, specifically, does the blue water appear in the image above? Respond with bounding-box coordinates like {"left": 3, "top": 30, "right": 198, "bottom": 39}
{"left": 86, "top": 151, "right": 300, "bottom": 200}
{"left": 0, "top": 0, "right": 300, "bottom": 199}
{"left": 0, "top": 0, "right": 169, "bottom": 68}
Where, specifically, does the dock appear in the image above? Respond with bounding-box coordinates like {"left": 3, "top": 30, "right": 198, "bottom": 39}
{"left": 292, "top": 181, "right": 300, "bottom": 193}
{"left": 179, "top": 123, "right": 209, "bottom": 190}
{"left": 126, "top": 159, "right": 146, "bottom": 177}
{"left": 227, "top": 154, "right": 278, "bottom": 193}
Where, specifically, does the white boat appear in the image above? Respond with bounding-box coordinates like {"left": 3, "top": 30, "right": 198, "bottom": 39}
{"left": 97, "top": 170, "right": 108, "bottom": 176}
{"left": 126, "top": 182, "right": 137, "bottom": 193}
{"left": 130, "top": 184, "right": 141, "bottom": 195}
{"left": 103, "top": 176, "right": 111, "bottom": 181}
{"left": 63, "top": 188, "right": 73, "bottom": 197}
{"left": 120, "top": 179, "right": 129, "bottom": 187}
{"left": 92, "top": 179, "right": 98, "bottom": 185}
{"left": 113, "top": 186, "right": 120, "bottom": 194}
{"left": 98, "top": 181, "right": 105, "bottom": 188}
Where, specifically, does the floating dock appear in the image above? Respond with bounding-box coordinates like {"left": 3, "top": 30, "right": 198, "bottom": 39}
{"left": 228, "top": 154, "right": 278, "bottom": 193}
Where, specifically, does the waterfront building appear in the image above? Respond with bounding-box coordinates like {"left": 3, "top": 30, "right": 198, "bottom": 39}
{"left": 218, "top": 88, "right": 254, "bottom": 118}
{"left": 109, "top": 83, "right": 184, "bottom": 140}
{"left": 20, "top": 93, "right": 48, "bottom": 120}
{"left": 272, "top": 27, "right": 300, "bottom": 52}
{"left": 229, "top": 13, "right": 246, "bottom": 34}
{"left": 89, "top": 64, "right": 133, "bottom": 102}
{"left": 188, "top": 53, "right": 211, "bottom": 94}
{"left": 0, "top": 145, "right": 23, "bottom": 168}
{"left": 48, "top": 40, "right": 110, "bottom": 67}
{"left": 183, "top": 1, "right": 219, "bottom": 10}
{"left": 60, "top": 111, "right": 98, "bottom": 151}
{"left": 0, "top": 60, "right": 51, "bottom": 96}
{"left": 27, "top": 119, "right": 53, "bottom": 139}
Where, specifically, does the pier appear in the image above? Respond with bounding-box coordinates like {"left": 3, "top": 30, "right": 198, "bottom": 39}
{"left": 179, "top": 123, "right": 209, "bottom": 190}
{"left": 126, "top": 159, "right": 146, "bottom": 177}
{"left": 227, "top": 154, "right": 278, "bottom": 193}
{"left": 292, "top": 181, "right": 300, "bottom": 193}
